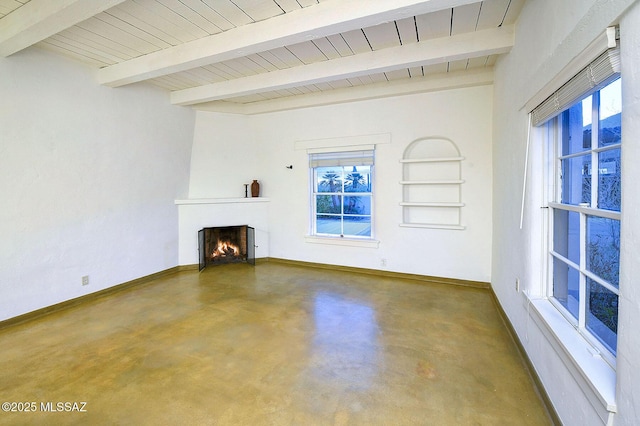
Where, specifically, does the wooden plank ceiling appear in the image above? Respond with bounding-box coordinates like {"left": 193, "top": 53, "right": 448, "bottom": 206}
{"left": 0, "top": 0, "right": 524, "bottom": 114}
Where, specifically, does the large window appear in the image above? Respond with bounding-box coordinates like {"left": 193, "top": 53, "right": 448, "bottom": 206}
{"left": 547, "top": 77, "right": 621, "bottom": 362}
{"left": 310, "top": 150, "right": 373, "bottom": 238}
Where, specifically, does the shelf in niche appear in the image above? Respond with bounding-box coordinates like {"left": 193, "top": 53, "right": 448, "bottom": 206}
{"left": 401, "top": 137, "right": 465, "bottom": 229}
{"left": 400, "top": 156, "right": 465, "bottom": 163}
{"left": 400, "top": 202, "right": 465, "bottom": 207}
{"left": 400, "top": 180, "right": 465, "bottom": 185}
{"left": 399, "top": 223, "right": 466, "bottom": 230}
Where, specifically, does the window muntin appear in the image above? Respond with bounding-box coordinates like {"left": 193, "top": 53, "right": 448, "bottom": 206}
{"left": 549, "top": 77, "right": 621, "bottom": 360}
{"left": 312, "top": 165, "right": 372, "bottom": 238}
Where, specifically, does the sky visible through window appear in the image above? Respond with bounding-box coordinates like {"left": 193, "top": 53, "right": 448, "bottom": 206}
{"left": 582, "top": 78, "right": 621, "bottom": 125}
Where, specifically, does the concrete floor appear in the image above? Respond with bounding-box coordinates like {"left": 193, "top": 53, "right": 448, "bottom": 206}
{"left": 0, "top": 262, "right": 551, "bottom": 425}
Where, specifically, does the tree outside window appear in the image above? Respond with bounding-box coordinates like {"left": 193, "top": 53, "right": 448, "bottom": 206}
{"left": 313, "top": 165, "right": 372, "bottom": 238}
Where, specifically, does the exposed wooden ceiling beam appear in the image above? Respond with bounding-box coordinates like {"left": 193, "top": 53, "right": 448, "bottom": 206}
{"left": 97, "top": 0, "right": 482, "bottom": 87}
{"left": 171, "top": 25, "right": 513, "bottom": 106}
{"left": 0, "top": 0, "right": 127, "bottom": 57}
{"left": 194, "top": 68, "right": 495, "bottom": 115}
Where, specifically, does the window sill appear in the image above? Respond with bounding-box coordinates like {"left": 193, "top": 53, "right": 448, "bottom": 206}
{"left": 524, "top": 293, "right": 617, "bottom": 422}
{"left": 304, "top": 235, "right": 380, "bottom": 248}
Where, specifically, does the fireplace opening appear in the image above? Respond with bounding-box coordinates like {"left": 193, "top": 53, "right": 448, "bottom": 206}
{"left": 198, "top": 225, "right": 255, "bottom": 271}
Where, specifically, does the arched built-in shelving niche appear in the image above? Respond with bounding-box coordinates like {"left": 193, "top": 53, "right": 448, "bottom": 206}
{"left": 400, "top": 137, "right": 465, "bottom": 230}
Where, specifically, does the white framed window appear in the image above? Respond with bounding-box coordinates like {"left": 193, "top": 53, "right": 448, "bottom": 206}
{"left": 543, "top": 72, "right": 621, "bottom": 365}
{"left": 524, "top": 34, "right": 621, "bottom": 414}
{"left": 309, "top": 149, "right": 374, "bottom": 239}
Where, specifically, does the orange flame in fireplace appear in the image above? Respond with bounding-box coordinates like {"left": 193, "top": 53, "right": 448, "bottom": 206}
{"left": 211, "top": 240, "right": 240, "bottom": 259}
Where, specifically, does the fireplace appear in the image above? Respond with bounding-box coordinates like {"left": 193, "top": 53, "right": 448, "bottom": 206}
{"left": 198, "top": 225, "right": 255, "bottom": 271}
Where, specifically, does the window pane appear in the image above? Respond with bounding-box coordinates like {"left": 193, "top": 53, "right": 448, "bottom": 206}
{"left": 316, "top": 215, "right": 341, "bottom": 235}
{"left": 561, "top": 155, "right": 591, "bottom": 205}
{"left": 552, "top": 257, "right": 579, "bottom": 321}
{"left": 598, "top": 149, "right": 621, "bottom": 211}
{"left": 316, "top": 167, "right": 343, "bottom": 193}
{"left": 344, "top": 195, "right": 371, "bottom": 215}
{"left": 553, "top": 209, "right": 580, "bottom": 265}
{"left": 587, "top": 278, "right": 618, "bottom": 354}
{"left": 343, "top": 216, "right": 371, "bottom": 237}
{"left": 560, "top": 96, "right": 592, "bottom": 155}
{"left": 598, "top": 78, "right": 622, "bottom": 148}
{"left": 316, "top": 195, "right": 341, "bottom": 214}
{"left": 586, "top": 216, "right": 620, "bottom": 288}
{"left": 344, "top": 166, "right": 371, "bottom": 193}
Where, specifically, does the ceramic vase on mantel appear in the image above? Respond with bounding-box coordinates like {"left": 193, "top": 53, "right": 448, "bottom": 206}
{"left": 251, "top": 180, "right": 260, "bottom": 197}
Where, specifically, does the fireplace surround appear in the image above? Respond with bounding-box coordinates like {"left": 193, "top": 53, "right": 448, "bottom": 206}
{"left": 198, "top": 225, "right": 255, "bottom": 271}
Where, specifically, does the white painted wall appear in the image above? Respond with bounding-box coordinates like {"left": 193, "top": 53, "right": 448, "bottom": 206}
{"left": 492, "top": 0, "right": 640, "bottom": 424}
{"left": 0, "top": 47, "right": 195, "bottom": 321}
{"left": 187, "top": 86, "right": 493, "bottom": 282}
{"left": 615, "top": 3, "right": 640, "bottom": 425}
{"left": 188, "top": 112, "right": 257, "bottom": 199}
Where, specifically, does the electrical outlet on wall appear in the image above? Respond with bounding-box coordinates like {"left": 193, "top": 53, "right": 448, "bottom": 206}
{"left": 82, "top": 276, "right": 89, "bottom": 286}
{"left": 515, "top": 278, "right": 520, "bottom": 292}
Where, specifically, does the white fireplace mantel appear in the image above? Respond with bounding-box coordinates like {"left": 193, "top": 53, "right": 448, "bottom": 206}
{"left": 175, "top": 198, "right": 270, "bottom": 205}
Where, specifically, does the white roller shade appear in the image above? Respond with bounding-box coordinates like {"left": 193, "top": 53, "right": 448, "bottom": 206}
{"left": 309, "top": 150, "right": 374, "bottom": 168}
{"left": 531, "top": 47, "right": 620, "bottom": 126}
